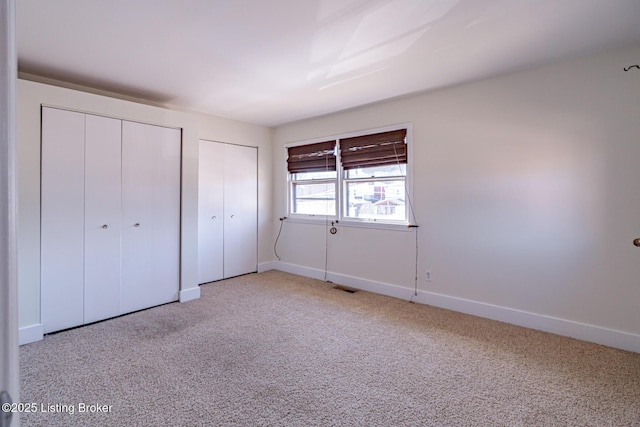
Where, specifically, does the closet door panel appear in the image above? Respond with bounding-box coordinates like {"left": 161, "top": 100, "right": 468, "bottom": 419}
{"left": 223, "top": 144, "right": 257, "bottom": 278}
{"left": 41, "top": 107, "right": 85, "bottom": 333}
{"left": 198, "top": 140, "right": 224, "bottom": 284}
{"left": 121, "top": 121, "right": 181, "bottom": 313}
{"left": 84, "top": 114, "right": 122, "bottom": 323}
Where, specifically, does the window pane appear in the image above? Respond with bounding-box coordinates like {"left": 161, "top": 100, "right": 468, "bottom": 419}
{"left": 293, "top": 170, "right": 337, "bottom": 180}
{"left": 344, "top": 180, "right": 405, "bottom": 220}
{"left": 292, "top": 182, "right": 336, "bottom": 215}
{"left": 345, "top": 164, "right": 406, "bottom": 179}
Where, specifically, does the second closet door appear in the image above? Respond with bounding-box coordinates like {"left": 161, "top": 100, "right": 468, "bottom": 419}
{"left": 198, "top": 141, "right": 257, "bottom": 283}
{"left": 121, "top": 121, "right": 181, "bottom": 314}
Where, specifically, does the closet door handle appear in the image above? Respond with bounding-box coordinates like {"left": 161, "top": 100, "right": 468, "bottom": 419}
{"left": 212, "top": 216, "right": 216, "bottom": 219}
{"left": 134, "top": 223, "right": 140, "bottom": 228}
{"left": 230, "top": 215, "right": 235, "bottom": 219}
{"left": 102, "top": 224, "right": 108, "bottom": 229}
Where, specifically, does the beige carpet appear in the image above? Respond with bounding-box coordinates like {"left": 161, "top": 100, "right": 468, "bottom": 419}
{"left": 20, "top": 271, "right": 640, "bottom": 426}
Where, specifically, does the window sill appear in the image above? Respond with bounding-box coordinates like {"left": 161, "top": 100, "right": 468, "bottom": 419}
{"left": 284, "top": 216, "right": 413, "bottom": 232}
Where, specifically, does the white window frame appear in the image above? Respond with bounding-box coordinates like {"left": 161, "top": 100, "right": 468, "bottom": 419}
{"left": 342, "top": 167, "right": 407, "bottom": 224}
{"left": 289, "top": 173, "right": 338, "bottom": 218}
{"left": 285, "top": 123, "right": 413, "bottom": 231}
{"left": 286, "top": 137, "right": 339, "bottom": 221}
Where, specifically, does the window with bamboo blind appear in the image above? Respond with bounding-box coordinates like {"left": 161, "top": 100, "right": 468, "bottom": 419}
{"left": 287, "top": 140, "right": 337, "bottom": 216}
{"left": 286, "top": 126, "right": 409, "bottom": 225}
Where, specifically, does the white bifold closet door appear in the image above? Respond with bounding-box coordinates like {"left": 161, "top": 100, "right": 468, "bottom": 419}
{"left": 84, "top": 114, "right": 122, "bottom": 323}
{"left": 42, "top": 107, "right": 181, "bottom": 334}
{"left": 121, "top": 121, "right": 181, "bottom": 313}
{"left": 223, "top": 143, "right": 258, "bottom": 278}
{"left": 41, "top": 108, "right": 85, "bottom": 333}
{"left": 198, "top": 140, "right": 257, "bottom": 284}
{"left": 198, "top": 141, "right": 225, "bottom": 283}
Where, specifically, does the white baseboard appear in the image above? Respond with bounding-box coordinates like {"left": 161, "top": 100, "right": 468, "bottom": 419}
{"left": 258, "top": 261, "right": 277, "bottom": 273}
{"left": 274, "top": 261, "right": 326, "bottom": 280}
{"left": 273, "top": 261, "right": 640, "bottom": 354}
{"left": 412, "top": 291, "right": 640, "bottom": 354}
{"left": 19, "top": 323, "right": 44, "bottom": 345}
{"left": 179, "top": 286, "right": 201, "bottom": 303}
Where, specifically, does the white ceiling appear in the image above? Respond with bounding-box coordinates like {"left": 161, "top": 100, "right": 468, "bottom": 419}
{"left": 17, "top": 0, "right": 640, "bottom": 127}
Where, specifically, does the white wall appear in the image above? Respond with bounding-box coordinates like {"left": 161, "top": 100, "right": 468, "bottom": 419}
{"left": 17, "top": 79, "right": 272, "bottom": 343}
{"left": 273, "top": 44, "right": 640, "bottom": 353}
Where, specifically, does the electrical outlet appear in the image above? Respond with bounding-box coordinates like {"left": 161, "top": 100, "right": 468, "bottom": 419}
{"left": 425, "top": 270, "right": 432, "bottom": 282}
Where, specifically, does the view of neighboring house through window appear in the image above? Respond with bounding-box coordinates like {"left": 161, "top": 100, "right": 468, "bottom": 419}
{"left": 343, "top": 164, "right": 407, "bottom": 221}
{"left": 287, "top": 126, "right": 409, "bottom": 226}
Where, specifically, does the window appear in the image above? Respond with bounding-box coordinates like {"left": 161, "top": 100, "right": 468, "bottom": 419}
{"left": 340, "top": 129, "right": 407, "bottom": 222}
{"left": 343, "top": 164, "right": 407, "bottom": 221}
{"left": 287, "top": 141, "right": 337, "bottom": 216}
{"left": 287, "top": 126, "right": 410, "bottom": 226}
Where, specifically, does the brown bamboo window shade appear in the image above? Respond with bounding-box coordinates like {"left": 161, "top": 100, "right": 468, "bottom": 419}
{"left": 339, "top": 129, "right": 407, "bottom": 170}
{"left": 287, "top": 140, "right": 336, "bottom": 173}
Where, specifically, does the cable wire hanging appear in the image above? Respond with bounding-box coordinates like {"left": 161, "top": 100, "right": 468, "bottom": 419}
{"left": 392, "top": 142, "right": 420, "bottom": 300}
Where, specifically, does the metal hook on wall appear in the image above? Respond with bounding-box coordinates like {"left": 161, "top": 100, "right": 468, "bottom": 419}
{"left": 623, "top": 65, "right": 640, "bottom": 71}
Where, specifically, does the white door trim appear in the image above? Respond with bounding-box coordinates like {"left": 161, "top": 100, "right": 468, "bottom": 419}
{"left": 0, "top": 0, "right": 20, "bottom": 426}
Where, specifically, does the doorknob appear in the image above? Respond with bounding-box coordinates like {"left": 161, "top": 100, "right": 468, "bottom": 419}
{"left": 634, "top": 238, "right": 640, "bottom": 247}
{"left": 102, "top": 224, "right": 108, "bottom": 229}
{"left": 230, "top": 215, "right": 235, "bottom": 218}
{"left": 134, "top": 223, "right": 140, "bottom": 228}
{"left": 1, "top": 391, "right": 12, "bottom": 427}
{"left": 211, "top": 216, "right": 216, "bottom": 219}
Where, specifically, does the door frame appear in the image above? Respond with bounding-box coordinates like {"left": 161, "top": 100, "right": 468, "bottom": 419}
{"left": 0, "top": 0, "right": 20, "bottom": 426}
